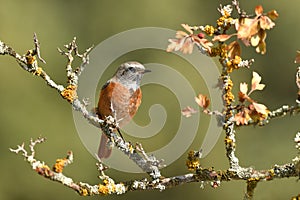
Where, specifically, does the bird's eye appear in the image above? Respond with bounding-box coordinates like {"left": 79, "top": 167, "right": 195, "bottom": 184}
{"left": 128, "top": 67, "right": 136, "bottom": 72}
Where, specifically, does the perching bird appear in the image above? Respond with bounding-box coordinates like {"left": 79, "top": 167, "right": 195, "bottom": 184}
{"left": 97, "top": 61, "right": 150, "bottom": 159}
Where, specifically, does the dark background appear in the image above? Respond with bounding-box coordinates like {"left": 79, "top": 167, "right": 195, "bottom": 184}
{"left": 0, "top": 1, "right": 300, "bottom": 199}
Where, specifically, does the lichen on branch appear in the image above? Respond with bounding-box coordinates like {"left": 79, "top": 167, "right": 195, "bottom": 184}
{"left": 2, "top": 0, "right": 300, "bottom": 199}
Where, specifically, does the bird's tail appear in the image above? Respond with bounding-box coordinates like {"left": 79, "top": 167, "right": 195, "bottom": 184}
{"left": 98, "top": 133, "right": 112, "bottom": 159}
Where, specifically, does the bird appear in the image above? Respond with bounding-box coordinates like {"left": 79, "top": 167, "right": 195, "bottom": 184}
{"left": 97, "top": 61, "right": 150, "bottom": 159}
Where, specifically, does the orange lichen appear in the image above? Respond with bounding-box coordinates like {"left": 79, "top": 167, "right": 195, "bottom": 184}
{"left": 53, "top": 158, "right": 68, "bottom": 173}
{"left": 128, "top": 144, "right": 134, "bottom": 154}
{"left": 33, "top": 67, "right": 43, "bottom": 76}
{"left": 25, "top": 50, "right": 36, "bottom": 65}
{"left": 224, "top": 136, "right": 235, "bottom": 148}
{"left": 266, "top": 169, "right": 274, "bottom": 180}
{"left": 204, "top": 25, "right": 215, "bottom": 36}
{"left": 80, "top": 188, "right": 89, "bottom": 196}
{"left": 186, "top": 151, "right": 200, "bottom": 171}
{"left": 216, "top": 15, "right": 234, "bottom": 30}
{"left": 223, "top": 92, "right": 235, "bottom": 105}
{"left": 61, "top": 85, "right": 78, "bottom": 103}
{"left": 98, "top": 184, "right": 109, "bottom": 195}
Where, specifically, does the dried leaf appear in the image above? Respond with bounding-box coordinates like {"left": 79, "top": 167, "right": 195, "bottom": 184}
{"left": 259, "top": 16, "right": 275, "bottom": 30}
{"left": 176, "top": 30, "right": 188, "bottom": 39}
{"left": 182, "top": 106, "right": 198, "bottom": 117}
{"left": 236, "top": 5, "right": 277, "bottom": 52}
{"left": 227, "top": 41, "right": 241, "bottom": 59}
{"left": 234, "top": 109, "right": 251, "bottom": 125}
{"left": 181, "top": 24, "right": 193, "bottom": 34}
{"left": 248, "top": 103, "right": 268, "bottom": 122}
{"left": 251, "top": 71, "right": 265, "bottom": 91}
{"left": 267, "top": 10, "right": 279, "bottom": 20}
{"left": 212, "top": 34, "right": 234, "bottom": 42}
{"left": 240, "top": 82, "right": 248, "bottom": 94}
{"left": 250, "top": 34, "right": 260, "bottom": 47}
{"left": 294, "top": 51, "right": 300, "bottom": 64}
{"left": 181, "top": 37, "right": 194, "bottom": 54}
{"left": 238, "top": 91, "right": 252, "bottom": 103}
{"left": 194, "top": 37, "right": 213, "bottom": 53}
{"left": 166, "top": 37, "right": 194, "bottom": 54}
{"left": 255, "top": 41, "right": 266, "bottom": 55}
{"left": 252, "top": 102, "right": 269, "bottom": 115}
{"left": 195, "top": 94, "right": 210, "bottom": 109}
{"left": 255, "top": 5, "right": 264, "bottom": 16}
{"left": 236, "top": 18, "right": 259, "bottom": 46}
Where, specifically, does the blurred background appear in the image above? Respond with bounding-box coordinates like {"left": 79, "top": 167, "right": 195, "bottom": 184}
{"left": 0, "top": 0, "right": 300, "bottom": 199}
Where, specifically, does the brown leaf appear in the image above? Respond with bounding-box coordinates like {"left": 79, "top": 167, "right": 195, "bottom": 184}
{"left": 248, "top": 102, "right": 269, "bottom": 122}
{"left": 195, "top": 37, "right": 213, "bottom": 53}
{"left": 267, "top": 10, "right": 279, "bottom": 20}
{"left": 238, "top": 91, "right": 251, "bottom": 103}
{"left": 294, "top": 51, "right": 300, "bottom": 64}
{"left": 255, "top": 41, "right": 266, "bottom": 55}
{"left": 227, "top": 41, "right": 241, "bottom": 59}
{"left": 181, "top": 24, "right": 193, "bottom": 34}
{"left": 259, "top": 16, "right": 275, "bottom": 30}
{"left": 212, "top": 34, "right": 234, "bottom": 42}
{"left": 236, "top": 18, "right": 259, "bottom": 46}
{"left": 182, "top": 106, "right": 198, "bottom": 117}
{"left": 167, "top": 39, "right": 181, "bottom": 52}
{"left": 240, "top": 82, "right": 248, "bottom": 94}
{"left": 195, "top": 94, "right": 210, "bottom": 109}
{"left": 176, "top": 30, "right": 188, "bottom": 39}
{"left": 181, "top": 37, "right": 194, "bottom": 54}
{"left": 250, "top": 29, "right": 267, "bottom": 54}
{"left": 251, "top": 71, "right": 265, "bottom": 92}
{"left": 252, "top": 102, "right": 269, "bottom": 115}
{"left": 250, "top": 34, "right": 260, "bottom": 47}
{"left": 255, "top": 5, "right": 263, "bottom": 16}
{"left": 235, "top": 5, "right": 277, "bottom": 54}
{"left": 234, "top": 109, "right": 251, "bottom": 125}
{"left": 166, "top": 37, "right": 194, "bottom": 54}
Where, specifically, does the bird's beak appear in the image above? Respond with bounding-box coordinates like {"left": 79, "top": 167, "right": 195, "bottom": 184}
{"left": 143, "top": 69, "right": 151, "bottom": 73}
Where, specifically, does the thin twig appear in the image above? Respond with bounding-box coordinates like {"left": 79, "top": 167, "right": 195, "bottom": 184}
{"left": 33, "top": 32, "right": 46, "bottom": 64}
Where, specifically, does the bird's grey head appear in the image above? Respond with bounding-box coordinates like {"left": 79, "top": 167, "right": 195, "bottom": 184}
{"left": 113, "top": 61, "right": 151, "bottom": 90}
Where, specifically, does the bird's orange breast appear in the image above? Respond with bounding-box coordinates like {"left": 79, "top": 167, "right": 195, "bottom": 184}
{"left": 97, "top": 81, "right": 142, "bottom": 127}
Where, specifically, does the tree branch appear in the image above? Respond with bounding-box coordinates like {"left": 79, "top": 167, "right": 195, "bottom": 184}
{"left": 9, "top": 135, "right": 300, "bottom": 196}
{"left": 0, "top": 34, "right": 162, "bottom": 179}
{"left": 3, "top": 1, "right": 300, "bottom": 199}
